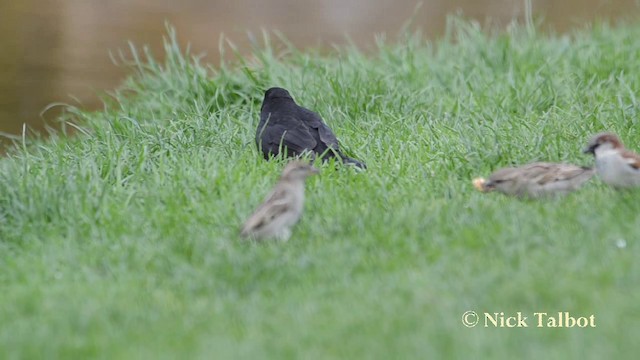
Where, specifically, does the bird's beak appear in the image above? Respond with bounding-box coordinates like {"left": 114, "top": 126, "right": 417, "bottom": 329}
{"left": 583, "top": 145, "right": 596, "bottom": 155}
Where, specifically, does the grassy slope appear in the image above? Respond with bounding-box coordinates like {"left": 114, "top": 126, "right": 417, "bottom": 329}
{"left": 1, "top": 21, "right": 639, "bottom": 358}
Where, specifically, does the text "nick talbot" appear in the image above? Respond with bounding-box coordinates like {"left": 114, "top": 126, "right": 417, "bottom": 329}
{"left": 484, "top": 312, "right": 596, "bottom": 328}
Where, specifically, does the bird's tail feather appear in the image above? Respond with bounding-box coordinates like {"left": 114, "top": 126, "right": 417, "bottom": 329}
{"left": 341, "top": 156, "right": 367, "bottom": 169}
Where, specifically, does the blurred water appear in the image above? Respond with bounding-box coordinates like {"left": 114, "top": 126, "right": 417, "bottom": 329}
{"left": 0, "top": 0, "right": 638, "bottom": 144}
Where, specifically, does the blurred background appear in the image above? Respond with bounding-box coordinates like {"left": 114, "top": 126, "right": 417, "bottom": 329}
{"left": 1, "top": 0, "right": 639, "bottom": 145}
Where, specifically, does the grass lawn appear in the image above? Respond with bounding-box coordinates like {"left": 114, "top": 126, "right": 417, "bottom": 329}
{"left": 1, "top": 20, "right": 639, "bottom": 359}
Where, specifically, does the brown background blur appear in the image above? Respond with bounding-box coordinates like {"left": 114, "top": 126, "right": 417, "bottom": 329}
{"left": 1, "top": 0, "right": 638, "bottom": 143}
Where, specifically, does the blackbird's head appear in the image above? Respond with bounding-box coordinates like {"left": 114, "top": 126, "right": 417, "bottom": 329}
{"left": 262, "top": 87, "right": 294, "bottom": 108}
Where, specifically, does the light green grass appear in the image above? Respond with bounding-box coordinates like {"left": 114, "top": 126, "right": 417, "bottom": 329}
{"left": 1, "top": 19, "right": 640, "bottom": 359}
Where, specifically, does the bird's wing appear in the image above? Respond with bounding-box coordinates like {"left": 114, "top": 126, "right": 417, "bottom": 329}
{"left": 241, "top": 187, "right": 291, "bottom": 235}
{"left": 299, "top": 108, "right": 339, "bottom": 148}
{"left": 620, "top": 150, "right": 640, "bottom": 170}
{"left": 525, "top": 163, "right": 593, "bottom": 185}
{"left": 261, "top": 116, "right": 318, "bottom": 154}
{"left": 511, "top": 163, "right": 552, "bottom": 183}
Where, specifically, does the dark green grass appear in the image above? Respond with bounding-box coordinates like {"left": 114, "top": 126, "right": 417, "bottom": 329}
{"left": 1, "top": 20, "right": 639, "bottom": 358}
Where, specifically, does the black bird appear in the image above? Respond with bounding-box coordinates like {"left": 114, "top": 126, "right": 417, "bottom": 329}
{"left": 256, "top": 87, "right": 366, "bottom": 169}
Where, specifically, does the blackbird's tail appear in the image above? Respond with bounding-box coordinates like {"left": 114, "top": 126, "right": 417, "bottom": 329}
{"left": 319, "top": 148, "right": 367, "bottom": 169}
{"left": 340, "top": 156, "right": 367, "bottom": 170}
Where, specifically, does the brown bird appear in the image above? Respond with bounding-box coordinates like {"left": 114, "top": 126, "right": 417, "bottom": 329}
{"left": 583, "top": 132, "right": 640, "bottom": 188}
{"left": 241, "top": 161, "right": 318, "bottom": 241}
{"left": 474, "top": 162, "right": 594, "bottom": 198}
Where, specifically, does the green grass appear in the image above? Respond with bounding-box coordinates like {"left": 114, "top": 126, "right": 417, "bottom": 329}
{"left": 1, "top": 19, "right": 640, "bottom": 359}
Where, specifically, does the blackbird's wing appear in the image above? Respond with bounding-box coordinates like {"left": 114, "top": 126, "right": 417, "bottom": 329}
{"left": 298, "top": 107, "right": 339, "bottom": 149}
{"left": 259, "top": 115, "right": 318, "bottom": 156}
{"left": 298, "top": 107, "right": 368, "bottom": 168}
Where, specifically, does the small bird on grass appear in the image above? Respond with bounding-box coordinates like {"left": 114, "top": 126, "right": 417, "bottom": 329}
{"left": 473, "top": 162, "right": 594, "bottom": 198}
{"left": 256, "top": 87, "right": 366, "bottom": 169}
{"left": 583, "top": 132, "right": 640, "bottom": 188}
{"left": 241, "top": 161, "right": 319, "bottom": 241}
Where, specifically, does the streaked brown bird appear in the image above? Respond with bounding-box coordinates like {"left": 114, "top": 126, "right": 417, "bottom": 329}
{"left": 474, "top": 162, "right": 594, "bottom": 198}
{"left": 241, "top": 161, "right": 319, "bottom": 241}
